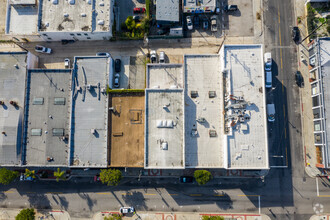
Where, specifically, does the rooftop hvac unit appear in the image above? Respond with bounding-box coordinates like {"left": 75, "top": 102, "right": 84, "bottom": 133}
{"left": 209, "top": 91, "right": 216, "bottom": 98}
{"left": 209, "top": 129, "right": 217, "bottom": 137}
{"left": 81, "top": 13, "right": 86, "bottom": 17}
{"left": 98, "top": 20, "right": 105, "bottom": 25}
{"left": 161, "top": 142, "right": 168, "bottom": 150}
{"left": 91, "top": 129, "right": 96, "bottom": 134}
{"left": 64, "top": 13, "right": 69, "bottom": 17}
{"left": 87, "top": 84, "right": 92, "bottom": 90}
{"left": 191, "top": 91, "right": 198, "bottom": 98}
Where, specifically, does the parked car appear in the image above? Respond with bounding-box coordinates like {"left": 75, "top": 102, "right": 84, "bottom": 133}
{"left": 159, "top": 51, "right": 165, "bottom": 63}
{"left": 114, "top": 59, "right": 121, "bottom": 72}
{"left": 292, "top": 26, "right": 300, "bottom": 42}
{"left": 224, "top": 5, "right": 238, "bottom": 12}
{"left": 265, "top": 71, "right": 272, "bottom": 88}
{"left": 133, "top": 16, "right": 140, "bottom": 21}
{"left": 64, "top": 58, "right": 70, "bottom": 68}
{"left": 295, "top": 71, "right": 304, "bottom": 88}
{"left": 94, "top": 175, "right": 100, "bottom": 182}
{"left": 96, "top": 52, "right": 110, "bottom": 57}
{"left": 20, "top": 174, "right": 34, "bottom": 181}
{"left": 119, "top": 207, "right": 134, "bottom": 214}
{"left": 193, "top": 15, "right": 200, "bottom": 28}
{"left": 202, "top": 17, "right": 208, "bottom": 30}
{"left": 133, "top": 7, "right": 146, "bottom": 13}
{"left": 150, "top": 50, "right": 157, "bottom": 63}
{"left": 114, "top": 76, "right": 120, "bottom": 88}
{"left": 35, "top": 45, "right": 52, "bottom": 54}
{"left": 267, "top": 104, "right": 275, "bottom": 122}
{"left": 179, "top": 176, "right": 193, "bottom": 183}
{"left": 186, "top": 16, "right": 193, "bottom": 30}
{"left": 264, "top": 52, "right": 272, "bottom": 71}
{"left": 211, "top": 16, "right": 217, "bottom": 32}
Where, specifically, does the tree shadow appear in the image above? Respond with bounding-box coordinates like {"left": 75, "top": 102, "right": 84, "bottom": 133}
{"left": 121, "top": 191, "right": 148, "bottom": 211}
{"left": 78, "top": 192, "right": 97, "bottom": 211}
{"left": 27, "top": 193, "right": 51, "bottom": 209}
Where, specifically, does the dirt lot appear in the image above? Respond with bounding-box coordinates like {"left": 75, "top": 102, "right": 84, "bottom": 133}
{"left": 109, "top": 93, "right": 145, "bottom": 167}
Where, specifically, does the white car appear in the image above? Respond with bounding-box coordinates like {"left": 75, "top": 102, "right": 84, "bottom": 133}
{"left": 64, "top": 58, "right": 70, "bottom": 68}
{"left": 150, "top": 50, "right": 157, "bottom": 63}
{"left": 119, "top": 207, "right": 134, "bottom": 214}
{"left": 35, "top": 45, "right": 52, "bottom": 54}
{"left": 211, "top": 16, "right": 217, "bottom": 32}
{"left": 186, "top": 16, "right": 193, "bottom": 30}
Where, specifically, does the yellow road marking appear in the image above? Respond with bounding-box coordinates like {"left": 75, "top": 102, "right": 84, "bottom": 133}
{"left": 318, "top": 195, "right": 330, "bottom": 197}
{"left": 190, "top": 194, "right": 202, "bottom": 196}
{"left": 278, "top": 9, "right": 280, "bottom": 24}
{"left": 169, "top": 194, "right": 178, "bottom": 196}
{"left": 122, "top": 193, "right": 132, "bottom": 195}
{"left": 96, "top": 192, "right": 111, "bottom": 195}
{"left": 279, "top": 28, "right": 282, "bottom": 46}
{"left": 283, "top": 104, "right": 286, "bottom": 118}
{"left": 238, "top": 195, "right": 260, "bottom": 197}
{"left": 145, "top": 193, "right": 156, "bottom": 196}
{"left": 214, "top": 194, "right": 224, "bottom": 197}
{"left": 280, "top": 48, "right": 283, "bottom": 69}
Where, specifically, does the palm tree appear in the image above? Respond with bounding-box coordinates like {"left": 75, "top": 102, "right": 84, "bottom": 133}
{"left": 53, "top": 168, "right": 66, "bottom": 182}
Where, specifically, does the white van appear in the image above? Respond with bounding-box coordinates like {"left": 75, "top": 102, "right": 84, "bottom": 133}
{"left": 159, "top": 51, "right": 165, "bottom": 63}
{"left": 264, "top": 52, "right": 272, "bottom": 71}
{"left": 265, "top": 71, "right": 272, "bottom": 88}
{"left": 267, "top": 104, "right": 275, "bottom": 122}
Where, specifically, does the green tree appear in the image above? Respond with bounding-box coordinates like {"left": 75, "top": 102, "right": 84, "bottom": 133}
{"left": 0, "top": 168, "right": 19, "bottom": 185}
{"left": 104, "top": 214, "right": 122, "bottom": 220}
{"left": 99, "top": 169, "right": 122, "bottom": 186}
{"left": 15, "top": 208, "right": 35, "bottom": 220}
{"left": 53, "top": 168, "right": 66, "bottom": 182}
{"left": 125, "top": 16, "right": 136, "bottom": 30}
{"left": 201, "top": 216, "right": 224, "bottom": 220}
{"left": 24, "top": 169, "right": 36, "bottom": 179}
{"left": 194, "top": 170, "right": 212, "bottom": 185}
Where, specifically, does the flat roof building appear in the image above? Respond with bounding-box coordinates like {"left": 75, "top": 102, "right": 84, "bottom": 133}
{"left": 70, "top": 57, "right": 109, "bottom": 167}
{"left": 183, "top": 0, "right": 216, "bottom": 13}
{"left": 145, "top": 64, "right": 185, "bottom": 169}
{"left": 0, "top": 52, "right": 27, "bottom": 166}
{"left": 308, "top": 37, "right": 330, "bottom": 169}
{"left": 156, "top": 0, "right": 179, "bottom": 24}
{"left": 24, "top": 69, "right": 71, "bottom": 166}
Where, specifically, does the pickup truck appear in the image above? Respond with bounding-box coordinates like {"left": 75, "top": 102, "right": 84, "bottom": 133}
{"left": 211, "top": 16, "right": 217, "bottom": 32}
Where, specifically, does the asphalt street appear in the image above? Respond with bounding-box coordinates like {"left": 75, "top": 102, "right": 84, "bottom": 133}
{"left": 0, "top": 0, "right": 329, "bottom": 219}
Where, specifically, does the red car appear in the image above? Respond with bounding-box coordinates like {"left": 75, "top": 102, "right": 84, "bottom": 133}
{"left": 94, "top": 175, "right": 100, "bottom": 182}
{"left": 133, "top": 7, "right": 146, "bottom": 13}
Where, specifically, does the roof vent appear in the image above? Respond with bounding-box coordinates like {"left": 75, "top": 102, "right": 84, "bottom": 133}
{"left": 98, "top": 20, "right": 104, "bottom": 25}
{"left": 64, "top": 13, "right": 69, "bottom": 17}
{"left": 81, "top": 13, "right": 87, "bottom": 17}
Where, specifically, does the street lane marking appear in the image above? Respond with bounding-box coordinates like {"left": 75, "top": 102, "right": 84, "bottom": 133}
{"left": 169, "top": 194, "right": 178, "bottom": 196}
{"left": 145, "top": 193, "right": 156, "bottom": 196}
{"left": 214, "top": 194, "right": 224, "bottom": 196}
{"left": 278, "top": 9, "right": 280, "bottom": 24}
{"left": 316, "top": 178, "right": 319, "bottom": 197}
{"left": 283, "top": 104, "right": 286, "bottom": 118}
{"left": 190, "top": 194, "right": 202, "bottom": 196}
{"left": 122, "top": 193, "right": 132, "bottom": 195}
{"left": 280, "top": 48, "right": 283, "bottom": 69}
{"left": 96, "top": 192, "right": 111, "bottom": 195}
{"left": 238, "top": 195, "right": 260, "bottom": 197}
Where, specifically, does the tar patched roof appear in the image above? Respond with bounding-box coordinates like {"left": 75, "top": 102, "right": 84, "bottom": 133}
{"left": 70, "top": 57, "right": 109, "bottom": 167}
{"left": 24, "top": 69, "right": 71, "bottom": 166}
{"left": 221, "top": 45, "right": 269, "bottom": 169}
{"left": 156, "top": 0, "right": 179, "bottom": 22}
{"left": 0, "top": 52, "right": 27, "bottom": 166}
{"left": 184, "top": 55, "right": 224, "bottom": 168}
{"left": 39, "top": 0, "right": 111, "bottom": 32}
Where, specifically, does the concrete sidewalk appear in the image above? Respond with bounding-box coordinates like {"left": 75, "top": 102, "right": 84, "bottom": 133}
{"left": 0, "top": 208, "right": 70, "bottom": 220}
{"left": 93, "top": 211, "right": 271, "bottom": 220}
{"left": 309, "top": 214, "right": 330, "bottom": 220}
{"left": 294, "top": 0, "right": 322, "bottom": 178}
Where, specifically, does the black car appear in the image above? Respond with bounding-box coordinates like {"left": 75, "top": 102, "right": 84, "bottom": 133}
{"left": 224, "top": 5, "right": 238, "bottom": 12}
{"left": 179, "top": 176, "right": 193, "bottom": 183}
{"left": 114, "top": 59, "right": 121, "bottom": 73}
{"left": 292, "top": 26, "right": 300, "bottom": 42}
{"left": 193, "top": 15, "right": 200, "bottom": 28}
{"left": 295, "top": 71, "right": 304, "bottom": 88}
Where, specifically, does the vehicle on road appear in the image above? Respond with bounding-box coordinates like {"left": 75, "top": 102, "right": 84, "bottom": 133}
{"left": 159, "top": 51, "right": 165, "bottom": 63}
{"left": 267, "top": 104, "right": 275, "bottom": 122}
{"left": 179, "top": 176, "right": 193, "bottom": 183}
{"left": 150, "top": 50, "right": 157, "bottom": 63}
{"left": 96, "top": 52, "right": 110, "bottom": 57}
{"left": 186, "top": 16, "right": 193, "bottom": 30}
{"left": 20, "top": 174, "right": 34, "bottom": 181}
{"left": 114, "top": 74, "right": 120, "bottom": 88}
{"left": 193, "top": 15, "right": 200, "bottom": 28}
{"left": 64, "top": 58, "right": 70, "bottom": 68}
{"left": 224, "top": 5, "right": 238, "bottom": 12}
{"left": 114, "top": 59, "right": 121, "bottom": 72}
{"left": 35, "top": 45, "right": 52, "bottom": 54}
{"left": 211, "top": 16, "right": 217, "bottom": 32}
{"left": 295, "top": 71, "right": 304, "bottom": 88}
{"left": 202, "top": 17, "right": 208, "bottom": 30}
{"left": 264, "top": 52, "right": 272, "bottom": 71}
{"left": 292, "top": 26, "right": 300, "bottom": 42}
{"left": 119, "top": 207, "right": 134, "bottom": 214}
{"left": 133, "top": 7, "right": 145, "bottom": 13}
{"left": 265, "top": 71, "right": 272, "bottom": 88}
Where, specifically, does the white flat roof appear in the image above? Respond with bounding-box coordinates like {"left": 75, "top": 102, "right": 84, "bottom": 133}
{"left": 0, "top": 52, "right": 27, "bottom": 166}
{"left": 70, "top": 57, "right": 109, "bottom": 167}
{"left": 145, "top": 89, "right": 184, "bottom": 169}
{"left": 7, "top": 5, "right": 38, "bottom": 35}
{"left": 184, "top": 55, "right": 224, "bottom": 168}
{"left": 39, "top": 0, "right": 111, "bottom": 32}
{"left": 222, "top": 45, "right": 269, "bottom": 169}
{"left": 147, "top": 64, "right": 183, "bottom": 89}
